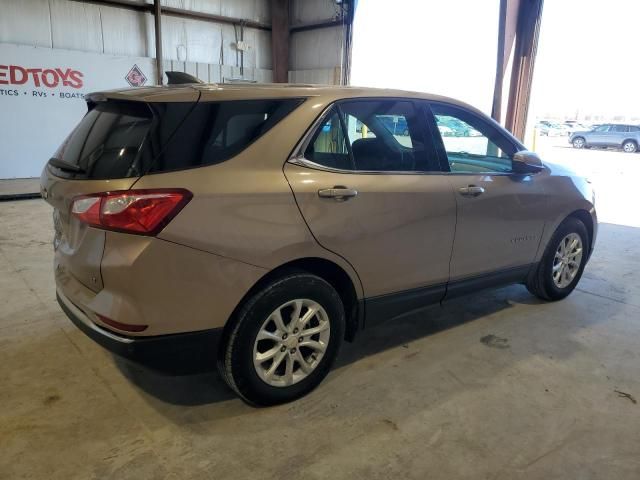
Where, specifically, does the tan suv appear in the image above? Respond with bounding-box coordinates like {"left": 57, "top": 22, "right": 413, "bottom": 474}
{"left": 41, "top": 84, "right": 597, "bottom": 405}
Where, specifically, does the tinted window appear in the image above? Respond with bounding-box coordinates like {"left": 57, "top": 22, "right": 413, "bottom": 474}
{"left": 55, "top": 101, "right": 155, "bottom": 179}
{"left": 304, "top": 109, "right": 353, "bottom": 170}
{"left": 305, "top": 100, "right": 438, "bottom": 172}
{"left": 612, "top": 125, "right": 629, "bottom": 133}
{"left": 51, "top": 98, "right": 302, "bottom": 179}
{"left": 630, "top": 126, "right": 640, "bottom": 132}
{"left": 150, "top": 99, "right": 301, "bottom": 174}
{"left": 431, "top": 103, "right": 516, "bottom": 173}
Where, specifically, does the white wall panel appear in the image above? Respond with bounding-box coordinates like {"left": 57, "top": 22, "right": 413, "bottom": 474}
{"left": 220, "top": 0, "right": 270, "bottom": 23}
{"left": 157, "top": 15, "right": 221, "bottom": 64}
{"left": 254, "top": 29, "right": 272, "bottom": 70}
{"left": 290, "top": 0, "right": 337, "bottom": 23}
{"left": 49, "top": 0, "right": 103, "bottom": 53}
{"left": 100, "top": 6, "right": 151, "bottom": 57}
{"left": 289, "top": 67, "right": 339, "bottom": 85}
{"left": 0, "top": 0, "right": 52, "bottom": 48}
{"left": 290, "top": 26, "right": 343, "bottom": 71}
{"left": 149, "top": 0, "right": 270, "bottom": 22}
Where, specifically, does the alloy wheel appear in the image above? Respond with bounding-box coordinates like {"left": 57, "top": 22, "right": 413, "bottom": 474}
{"left": 573, "top": 138, "right": 585, "bottom": 148}
{"left": 623, "top": 142, "right": 636, "bottom": 153}
{"left": 552, "top": 233, "right": 583, "bottom": 288}
{"left": 253, "top": 299, "right": 330, "bottom": 387}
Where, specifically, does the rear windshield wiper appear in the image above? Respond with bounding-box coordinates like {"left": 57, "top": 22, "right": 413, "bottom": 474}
{"left": 49, "top": 157, "right": 85, "bottom": 173}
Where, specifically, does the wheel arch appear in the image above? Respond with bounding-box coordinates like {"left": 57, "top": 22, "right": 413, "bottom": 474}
{"left": 567, "top": 209, "right": 594, "bottom": 256}
{"left": 622, "top": 138, "right": 637, "bottom": 147}
{"left": 221, "top": 257, "right": 361, "bottom": 352}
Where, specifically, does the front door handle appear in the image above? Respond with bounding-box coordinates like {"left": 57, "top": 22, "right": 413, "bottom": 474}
{"left": 318, "top": 186, "right": 358, "bottom": 201}
{"left": 458, "top": 185, "right": 485, "bottom": 197}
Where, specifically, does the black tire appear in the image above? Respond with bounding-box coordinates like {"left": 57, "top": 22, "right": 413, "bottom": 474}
{"left": 221, "top": 272, "right": 344, "bottom": 406}
{"left": 622, "top": 140, "right": 637, "bottom": 153}
{"left": 572, "top": 137, "right": 586, "bottom": 149}
{"left": 527, "top": 217, "right": 589, "bottom": 301}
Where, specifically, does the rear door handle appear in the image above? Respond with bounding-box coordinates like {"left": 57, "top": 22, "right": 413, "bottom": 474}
{"left": 318, "top": 186, "right": 358, "bottom": 201}
{"left": 458, "top": 185, "right": 485, "bottom": 197}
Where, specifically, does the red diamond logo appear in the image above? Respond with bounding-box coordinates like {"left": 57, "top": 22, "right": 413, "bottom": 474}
{"left": 125, "top": 64, "right": 147, "bottom": 87}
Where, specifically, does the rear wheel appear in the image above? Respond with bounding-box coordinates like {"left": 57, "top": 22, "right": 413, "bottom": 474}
{"left": 622, "top": 140, "right": 637, "bottom": 153}
{"left": 221, "top": 272, "right": 344, "bottom": 406}
{"left": 527, "top": 217, "right": 589, "bottom": 301}
{"left": 572, "top": 137, "right": 585, "bottom": 149}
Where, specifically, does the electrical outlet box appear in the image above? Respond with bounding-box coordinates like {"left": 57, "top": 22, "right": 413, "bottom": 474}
{"left": 236, "top": 41, "right": 250, "bottom": 51}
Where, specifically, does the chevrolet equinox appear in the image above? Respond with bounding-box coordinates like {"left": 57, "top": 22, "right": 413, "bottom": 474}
{"left": 41, "top": 83, "right": 597, "bottom": 405}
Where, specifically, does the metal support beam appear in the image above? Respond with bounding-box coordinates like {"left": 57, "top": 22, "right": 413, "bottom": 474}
{"left": 503, "top": 0, "right": 545, "bottom": 140}
{"left": 271, "top": 0, "right": 289, "bottom": 83}
{"left": 290, "top": 19, "right": 344, "bottom": 33}
{"left": 70, "top": 0, "right": 271, "bottom": 31}
{"left": 491, "top": 0, "right": 520, "bottom": 122}
{"left": 341, "top": 0, "right": 354, "bottom": 86}
{"left": 154, "top": 0, "right": 163, "bottom": 85}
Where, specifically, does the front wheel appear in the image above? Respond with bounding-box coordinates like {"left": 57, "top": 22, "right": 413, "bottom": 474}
{"left": 221, "top": 272, "right": 345, "bottom": 406}
{"left": 527, "top": 217, "right": 589, "bottom": 301}
{"left": 572, "top": 137, "right": 585, "bottom": 149}
{"left": 622, "top": 140, "right": 637, "bottom": 153}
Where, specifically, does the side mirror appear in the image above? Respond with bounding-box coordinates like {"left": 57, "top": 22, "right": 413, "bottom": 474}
{"left": 512, "top": 150, "right": 544, "bottom": 173}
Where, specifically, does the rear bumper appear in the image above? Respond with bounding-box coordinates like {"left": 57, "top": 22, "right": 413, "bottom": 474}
{"left": 57, "top": 290, "right": 223, "bottom": 371}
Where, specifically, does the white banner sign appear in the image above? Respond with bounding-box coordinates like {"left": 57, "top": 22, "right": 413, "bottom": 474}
{"left": 0, "top": 43, "right": 156, "bottom": 179}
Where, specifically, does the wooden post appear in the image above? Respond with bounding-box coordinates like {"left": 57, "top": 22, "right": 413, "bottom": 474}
{"left": 270, "top": 0, "right": 289, "bottom": 83}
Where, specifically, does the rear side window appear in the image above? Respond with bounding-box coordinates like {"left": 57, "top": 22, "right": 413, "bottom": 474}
{"left": 150, "top": 99, "right": 302, "bottom": 174}
{"left": 50, "top": 98, "right": 302, "bottom": 179}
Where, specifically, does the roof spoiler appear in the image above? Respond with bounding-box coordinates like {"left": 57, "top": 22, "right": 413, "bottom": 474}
{"left": 165, "top": 71, "right": 204, "bottom": 85}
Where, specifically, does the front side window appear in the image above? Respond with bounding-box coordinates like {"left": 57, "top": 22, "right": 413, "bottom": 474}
{"left": 594, "top": 125, "right": 611, "bottom": 132}
{"left": 304, "top": 99, "right": 439, "bottom": 172}
{"left": 430, "top": 103, "right": 517, "bottom": 174}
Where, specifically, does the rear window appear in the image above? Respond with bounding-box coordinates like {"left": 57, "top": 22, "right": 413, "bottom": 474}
{"left": 50, "top": 98, "right": 303, "bottom": 179}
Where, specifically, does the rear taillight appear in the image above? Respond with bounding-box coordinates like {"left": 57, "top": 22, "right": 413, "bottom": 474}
{"left": 71, "top": 189, "right": 192, "bottom": 236}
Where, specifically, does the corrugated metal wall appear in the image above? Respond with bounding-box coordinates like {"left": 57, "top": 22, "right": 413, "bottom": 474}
{"left": 0, "top": 0, "right": 273, "bottom": 80}
{"left": 0, "top": 0, "right": 349, "bottom": 84}
{"left": 289, "top": 0, "right": 347, "bottom": 84}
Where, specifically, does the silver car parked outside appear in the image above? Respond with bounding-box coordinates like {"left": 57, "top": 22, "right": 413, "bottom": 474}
{"left": 570, "top": 124, "right": 640, "bottom": 152}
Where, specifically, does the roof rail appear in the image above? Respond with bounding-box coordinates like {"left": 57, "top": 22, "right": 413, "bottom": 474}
{"left": 165, "top": 71, "right": 204, "bottom": 85}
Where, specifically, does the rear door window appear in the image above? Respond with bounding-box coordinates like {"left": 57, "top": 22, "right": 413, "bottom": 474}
{"left": 304, "top": 99, "right": 440, "bottom": 172}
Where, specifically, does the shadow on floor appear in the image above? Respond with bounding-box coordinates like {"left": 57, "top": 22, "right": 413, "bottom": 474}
{"left": 113, "top": 284, "right": 546, "bottom": 407}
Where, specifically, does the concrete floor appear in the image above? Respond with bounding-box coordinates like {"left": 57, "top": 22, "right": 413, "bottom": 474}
{"left": 2, "top": 145, "right": 640, "bottom": 478}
